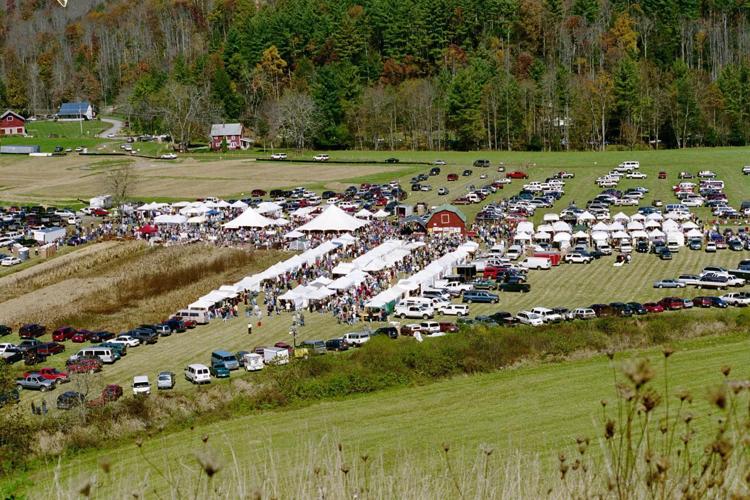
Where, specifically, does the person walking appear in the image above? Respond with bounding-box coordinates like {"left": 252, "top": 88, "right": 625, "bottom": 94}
{"left": 247, "top": 322, "right": 253, "bottom": 335}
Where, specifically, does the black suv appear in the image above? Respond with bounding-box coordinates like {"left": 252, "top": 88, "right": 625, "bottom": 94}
{"left": 0, "top": 325, "right": 11, "bottom": 337}
{"left": 325, "top": 338, "right": 349, "bottom": 351}
{"left": 498, "top": 281, "right": 530, "bottom": 293}
{"left": 372, "top": 326, "right": 398, "bottom": 339}
{"left": 473, "top": 159, "right": 491, "bottom": 168}
{"left": 19, "top": 324, "right": 46, "bottom": 339}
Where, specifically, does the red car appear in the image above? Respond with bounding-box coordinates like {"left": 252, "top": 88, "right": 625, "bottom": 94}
{"left": 693, "top": 296, "right": 713, "bottom": 308}
{"left": 91, "top": 208, "right": 109, "bottom": 216}
{"left": 52, "top": 326, "right": 77, "bottom": 342}
{"left": 491, "top": 181, "right": 505, "bottom": 189}
{"left": 452, "top": 198, "right": 472, "bottom": 205}
{"left": 182, "top": 319, "right": 197, "bottom": 329}
{"left": 643, "top": 302, "right": 664, "bottom": 313}
{"left": 24, "top": 367, "right": 69, "bottom": 384}
{"left": 447, "top": 173, "right": 459, "bottom": 181}
{"left": 86, "top": 384, "right": 123, "bottom": 408}
{"left": 66, "top": 357, "right": 103, "bottom": 374}
{"left": 658, "top": 297, "right": 683, "bottom": 310}
{"left": 506, "top": 171, "right": 529, "bottom": 179}
{"left": 250, "top": 189, "right": 267, "bottom": 197}
{"left": 71, "top": 330, "right": 94, "bottom": 343}
{"left": 658, "top": 171, "right": 667, "bottom": 179}
{"left": 439, "top": 322, "right": 459, "bottom": 333}
{"left": 37, "top": 342, "right": 65, "bottom": 356}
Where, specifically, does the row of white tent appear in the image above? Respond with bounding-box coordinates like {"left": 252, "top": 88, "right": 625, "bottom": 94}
{"left": 276, "top": 239, "right": 424, "bottom": 308}
{"left": 365, "top": 241, "right": 479, "bottom": 310}
{"left": 539, "top": 210, "right": 695, "bottom": 224}
{"left": 187, "top": 235, "right": 358, "bottom": 310}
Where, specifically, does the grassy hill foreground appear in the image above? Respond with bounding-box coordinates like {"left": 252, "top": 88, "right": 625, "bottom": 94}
{"left": 7, "top": 330, "right": 749, "bottom": 498}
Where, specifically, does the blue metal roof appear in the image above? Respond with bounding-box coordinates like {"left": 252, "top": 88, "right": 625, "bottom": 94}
{"left": 58, "top": 102, "right": 90, "bottom": 115}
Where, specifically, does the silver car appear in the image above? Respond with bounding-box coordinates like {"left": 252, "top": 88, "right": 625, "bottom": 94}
{"left": 157, "top": 371, "right": 175, "bottom": 390}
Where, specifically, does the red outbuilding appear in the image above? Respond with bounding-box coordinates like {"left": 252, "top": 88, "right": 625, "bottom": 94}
{"left": 0, "top": 110, "right": 26, "bottom": 136}
{"left": 426, "top": 204, "right": 467, "bottom": 235}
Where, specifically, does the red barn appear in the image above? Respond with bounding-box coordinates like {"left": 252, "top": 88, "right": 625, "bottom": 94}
{"left": 426, "top": 204, "right": 467, "bottom": 235}
{"left": 209, "top": 123, "right": 251, "bottom": 151}
{"left": 0, "top": 110, "right": 26, "bottom": 136}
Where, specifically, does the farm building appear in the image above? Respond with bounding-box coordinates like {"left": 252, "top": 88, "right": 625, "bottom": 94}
{"left": 209, "top": 123, "right": 251, "bottom": 151}
{"left": 0, "top": 110, "right": 26, "bottom": 135}
{"left": 57, "top": 101, "right": 95, "bottom": 120}
{"left": 426, "top": 205, "right": 467, "bottom": 235}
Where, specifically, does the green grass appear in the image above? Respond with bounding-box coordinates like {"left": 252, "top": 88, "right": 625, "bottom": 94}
{"left": 0, "top": 120, "right": 109, "bottom": 152}
{"left": 13, "top": 331, "right": 749, "bottom": 497}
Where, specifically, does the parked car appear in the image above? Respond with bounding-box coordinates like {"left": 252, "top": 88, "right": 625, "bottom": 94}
{"left": 52, "top": 326, "right": 77, "bottom": 342}
{"left": 56, "top": 391, "right": 86, "bottom": 410}
{"left": 24, "top": 367, "right": 68, "bottom": 385}
{"left": 658, "top": 297, "right": 684, "bottom": 310}
{"left": 16, "top": 374, "right": 55, "bottom": 391}
{"left": 498, "top": 281, "right": 531, "bottom": 293}
{"left": 325, "top": 338, "right": 349, "bottom": 351}
{"left": 507, "top": 171, "right": 529, "bottom": 179}
{"left": 516, "top": 311, "right": 544, "bottom": 326}
{"left": 157, "top": 371, "right": 176, "bottom": 390}
{"left": 185, "top": 364, "right": 211, "bottom": 384}
{"left": 439, "top": 304, "right": 470, "bottom": 316}
{"left": 210, "top": 363, "right": 230, "bottom": 378}
{"left": 626, "top": 302, "right": 647, "bottom": 315}
{"left": 270, "top": 153, "right": 288, "bottom": 160}
{"left": 462, "top": 290, "right": 499, "bottom": 304}
{"left": 342, "top": 332, "right": 370, "bottom": 346}
{"left": 643, "top": 302, "right": 665, "bottom": 313}
{"left": 720, "top": 292, "right": 750, "bottom": 306}
{"left": 571, "top": 307, "right": 596, "bottom": 320}
{"left": 113, "top": 335, "right": 140, "bottom": 347}
{"left": 86, "top": 384, "right": 123, "bottom": 407}
{"left": 37, "top": 342, "right": 65, "bottom": 356}
{"left": 395, "top": 304, "right": 435, "bottom": 319}
{"left": 0, "top": 325, "right": 10, "bottom": 337}
{"left": 654, "top": 279, "right": 686, "bottom": 289}
{"left": 564, "top": 252, "right": 593, "bottom": 264}
{"left": 19, "top": 324, "right": 46, "bottom": 339}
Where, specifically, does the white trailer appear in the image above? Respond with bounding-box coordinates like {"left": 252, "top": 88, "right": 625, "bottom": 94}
{"left": 90, "top": 195, "right": 113, "bottom": 209}
{"left": 243, "top": 353, "right": 264, "bottom": 371}
{"left": 263, "top": 347, "right": 289, "bottom": 366}
{"left": 32, "top": 227, "right": 66, "bottom": 244}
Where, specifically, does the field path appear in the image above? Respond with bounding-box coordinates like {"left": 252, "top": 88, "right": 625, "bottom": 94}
{"left": 97, "top": 117, "right": 123, "bottom": 138}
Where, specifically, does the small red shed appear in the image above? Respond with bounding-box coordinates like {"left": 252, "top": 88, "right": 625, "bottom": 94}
{"left": 209, "top": 123, "right": 250, "bottom": 151}
{"left": 0, "top": 110, "right": 26, "bottom": 136}
{"left": 426, "top": 204, "right": 467, "bottom": 235}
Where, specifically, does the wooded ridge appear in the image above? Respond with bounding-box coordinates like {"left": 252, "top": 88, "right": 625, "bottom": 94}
{"left": 1, "top": 0, "right": 749, "bottom": 150}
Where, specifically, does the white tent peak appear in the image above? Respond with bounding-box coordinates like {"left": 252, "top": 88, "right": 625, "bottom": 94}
{"left": 297, "top": 205, "right": 370, "bottom": 232}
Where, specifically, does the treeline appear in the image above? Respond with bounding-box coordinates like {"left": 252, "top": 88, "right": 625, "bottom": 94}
{"left": 1, "top": 0, "right": 750, "bottom": 150}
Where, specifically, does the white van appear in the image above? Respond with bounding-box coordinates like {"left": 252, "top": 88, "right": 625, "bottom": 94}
{"left": 132, "top": 375, "right": 151, "bottom": 395}
{"left": 243, "top": 353, "right": 264, "bottom": 372}
{"left": 184, "top": 363, "right": 211, "bottom": 384}
{"left": 73, "top": 347, "right": 115, "bottom": 364}
{"left": 174, "top": 309, "right": 209, "bottom": 325}
{"left": 519, "top": 256, "right": 551, "bottom": 270}
{"left": 343, "top": 332, "right": 370, "bottom": 346}
{"left": 263, "top": 347, "right": 289, "bottom": 365}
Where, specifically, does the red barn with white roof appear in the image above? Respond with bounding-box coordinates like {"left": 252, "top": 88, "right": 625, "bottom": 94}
{"left": 0, "top": 110, "right": 26, "bottom": 136}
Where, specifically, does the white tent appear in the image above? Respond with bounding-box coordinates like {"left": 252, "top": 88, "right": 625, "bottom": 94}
{"left": 612, "top": 212, "right": 630, "bottom": 222}
{"left": 256, "top": 202, "right": 283, "bottom": 215}
{"left": 223, "top": 208, "right": 276, "bottom": 229}
{"left": 626, "top": 221, "right": 644, "bottom": 231}
{"left": 272, "top": 217, "right": 290, "bottom": 226}
{"left": 552, "top": 221, "right": 572, "bottom": 233}
{"left": 284, "top": 230, "right": 304, "bottom": 239}
{"left": 537, "top": 224, "right": 554, "bottom": 233}
{"left": 630, "top": 230, "right": 648, "bottom": 239}
{"left": 297, "top": 205, "right": 369, "bottom": 232}
{"left": 577, "top": 211, "right": 596, "bottom": 222}
{"left": 648, "top": 229, "right": 666, "bottom": 239}
{"left": 534, "top": 231, "right": 551, "bottom": 240}
{"left": 682, "top": 221, "right": 699, "bottom": 230}
{"left": 187, "top": 215, "right": 207, "bottom": 224}
{"left": 230, "top": 200, "right": 249, "bottom": 209}
{"left": 685, "top": 228, "right": 703, "bottom": 239}
{"left": 572, "top": 230, "right": 589, "bottom": 240}
{"left": 514, "top": 232, "right": 532, "bottom": 241}
{"left": 612, "top": 230, "right": 630, "bottom": 240}
{"left": 373, "top": 209, "right": 390, "bottom": 219}
{"left": 662, "top": 219, "right": 680, "bottom": 232}
{"left": 517, "top": 221, "right": 534, "bottom": 234}
{"left": 543, "top": 213, "right": 560, "bottom": 222}
{"left": 291, "top": 206, "right": 318, "bottom": 218}
{"left": 646, "top": 212, "right": 664, "bottom": 221}
{"left": 553, "top": 232, "right": 571, "bottom": 242}
{"left": 592, "top": 222, "right": 610, "bottom": 232}
{"left": 630, "top": 213, "right": 646, "bottom": 221}
{"left": 644, "top": 219, "right": 661, "bottom": 229}
{"left": 666, "top": 231, "right": 685, "bottom": 246}
{"left": 355, "top": 208, "right": 374, "bottom": 219}
{"left": 608, "top": 221, "right": 625, "bottom": 231}
{"left": 591, "top": 231, "right": 609, "bottom": 241}
{"left": 154, "top": 214, "right": 187, "bottom": 224}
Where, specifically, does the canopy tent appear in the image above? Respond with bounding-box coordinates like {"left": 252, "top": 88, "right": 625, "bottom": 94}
{"left": 646, "top": 212, "right": 664, "bottom": 221}
{"left": 154, "top": 214, "right": 187, "bottom": 224}
{"left": 256, "top": 202, "right": 283, "bottom": 215}
{"left": 644, "top": 219, "right": 661, "bottom": 228}
{"left": 171, "top": 201, "right": 192, "bottom": 208}
{"left": 612, "top": 212, "right": 630, "bottom": 221}
{"left": 592, "top": 222, "right": 610, "bottom": 232}
{"left": 534, "top": 231, "right": 551, "bottom": 240}
{"left": 328, "top": 269, "right": 369, "bottom": 290}
{"left": 514, "top": 232, "right": 532, "bottom": 241}
{"left": 291, "top": 206, "right": 318, "bottom": 218}
{"left": 662, "top": 219, "right": 681, "bottom": 232}
{"left": 187, "top": 215, "right": 207, "bottom": 224}
{"left": 536, "top": 224, "right": 554, "bottom": 233}
{"left": 230, "top": 200, "right": 249, "bottom": 209}
{"left": 138, "top": 224, "right": 158, "bottom": 234}
{"left": 612, "top": 230, "right": 630, "bottom": 240}
{"left": 630, "top": 230, "right": 649, "bottom": 239}
{"left": 577, "top": 211, "right": 596, "bottom": 222}
{"left": 685, "top": 228, "right": 703, "bottom": 239}
{"left": 552, "top": 221, "right": 572, "bottom": 233}
{"left": 331, "top": 262, "right": 356, "bottom": 276}
{"left": 284, "top": 230, "right": 304, "bottom": 239}
{"left": 682, "top": 221, "right": 699, "bottom": 230}
{"left": 626, "top": 221, "right": 645, "bottom": 231}
{"left": 572, "top": 230, "right": 589, "bottom": 240}
{"left": 223, "top": 208, "right": 277, "bottom": 229}
{"left": 179, "top": 204, "right": 209, "bottom": 216}
{"left": 591, "top": 231, "right": 609, "bottom": 241}
{"left": 297, "top": 205, "right": 369, "bottom": 232}
{"left": 630, "top": 213, "right": 646, "bottom": 221}
{"left": 517, "top": 221, "right": 534, "bottom": 234}
{"left": 355, "top": 208, "right": 374, "bottom": 219}
{"left": 272, "top": 217, "right": 290, "bottom": 226}
{"left": 543, "top": 213, "right": 560, "bottom": 222}
{"left": 666, "top": 231, "right": 685, "bottom": 246}
{"left": 553, "top": 232, "right": 571, "bottom": 242}
{"left": 648, "top": 229, "right": 666, "bottom": 239}
{"left": 373, "top": 209, "right": 390, "bottom": 219}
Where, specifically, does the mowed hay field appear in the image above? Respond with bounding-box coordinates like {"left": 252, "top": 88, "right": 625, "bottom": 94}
{"left": 15, "top": 333, "right": 749, "bottom": 498}
{"left": 1, "top": 146, "right": 749, "bottom": 216}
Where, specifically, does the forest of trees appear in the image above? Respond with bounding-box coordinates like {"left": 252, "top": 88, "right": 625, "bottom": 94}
{"left": 1, "top": 0, "right": 750, "bottom": 151}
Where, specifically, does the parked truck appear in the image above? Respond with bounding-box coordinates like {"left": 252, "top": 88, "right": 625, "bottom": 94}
{"left": 16, "top": 374, "right": 56, "bottom": 391}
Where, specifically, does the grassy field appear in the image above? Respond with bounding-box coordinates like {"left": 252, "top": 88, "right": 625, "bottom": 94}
{"left": 12, "top": 331, "right": 748, "bottom": 497}
{"left": 0, "top": 120, "right": 108, "bottom": 153}
{"left": 0, "top": 146, "right": 748, "bottom": 211}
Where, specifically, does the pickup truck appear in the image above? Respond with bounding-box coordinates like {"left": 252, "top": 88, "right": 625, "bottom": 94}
{"left": 24, "top": 367, "right": 69, "bottom": 384}
{"left": 395, "top": 305, "right": 435, "bottom": 319}
{"left": 16, "top": 374, "right": 56, "bottom": 392}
